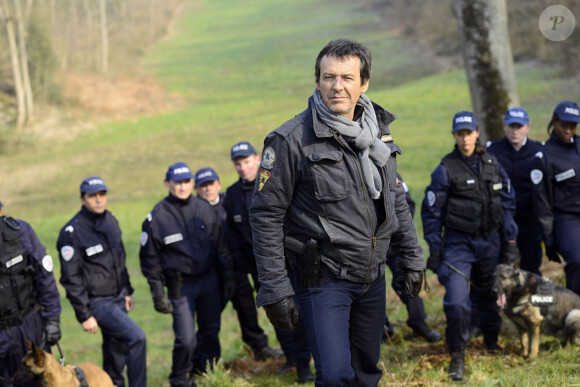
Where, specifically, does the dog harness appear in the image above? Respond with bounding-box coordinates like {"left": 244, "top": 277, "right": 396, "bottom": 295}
{"left": 530, "top": 277, "right": 555, "bottom": 317}
{"left": 73, "top": 366, "right": 89, "bottom": 387}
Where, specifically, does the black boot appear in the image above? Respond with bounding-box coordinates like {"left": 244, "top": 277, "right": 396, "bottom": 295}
{"left": 297, "top": 360, "right": 314, "bottom": 383}
{"left": 410, "top": 322, "right": 443, "bottom": 343}
{"left": 483, "top": 331, "right": 502, "bottom": 353}
{"left": 448, "top": 350, "right": 465, "bottom": 381}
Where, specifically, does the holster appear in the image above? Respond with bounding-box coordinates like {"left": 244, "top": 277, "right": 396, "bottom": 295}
{"left": 284, "top": 236, "right": 320, "bottom": 288}
{"left": 164, "top": 269, "right": 183, "bottom": 299}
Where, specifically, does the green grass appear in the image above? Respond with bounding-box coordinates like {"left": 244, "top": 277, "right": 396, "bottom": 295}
{"left": 1, "top": 0, "right": 580, "bottom": 385}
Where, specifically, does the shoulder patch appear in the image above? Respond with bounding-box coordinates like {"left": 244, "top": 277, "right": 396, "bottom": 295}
{"left": 61, "top": 246, "right": 75, "bottom": 261}
{"left": 530, "top": 169, "right": 543, "bottom": 184}
{"left": 261, "top": 146, "right": 276, "bottom": 169}
{"left": 427, "top": 191, "right": 436, "bottom": 207}
{"left": 42, "top": 255, "right": 53, "bottom": 272}
{"left": 258, "top": 169, "right": 271, "bottom": 191}
{"left": 140, "top": 232, "right": 148, "bottom": 246}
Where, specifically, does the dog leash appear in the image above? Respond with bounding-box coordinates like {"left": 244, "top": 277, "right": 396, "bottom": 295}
{"left": 56, "top": 342, "right": 66, "bottom": 366}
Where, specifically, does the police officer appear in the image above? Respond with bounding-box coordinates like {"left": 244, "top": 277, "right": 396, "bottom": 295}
{"left": 0, "top": 200, "right": 62, "bottom": 386}
{"left": 421, "top": 111, "right": 519, "bottom": 381}
{"left": 140, "top": 162, "right": 235, "bottom": 387}
{"left": 222, "top": 143, "right": 312, "bottom": 383}
{"left": 487, "top": 107, "right": 544, "bottom": 275}
{"left": 384, "top": 174, "right": 442, "bottom": 343}
{"left": 193, "top": 167, "right": 283, "bottom": 363}
{"left": 532, "top": 101, "right": 580, "bottom": 296}
{"left": 250, "top": 39, "right": 424, "bottom": 386}
{"left": 57, "top": 177, "right": 147, "bottom": 387}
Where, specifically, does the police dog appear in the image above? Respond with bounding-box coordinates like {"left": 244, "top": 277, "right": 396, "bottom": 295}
{"left": 20, "top": 340, "right": 114, "bottom": 387}
{"left": 492, "top": 263, "right": 580, "bottom": 359}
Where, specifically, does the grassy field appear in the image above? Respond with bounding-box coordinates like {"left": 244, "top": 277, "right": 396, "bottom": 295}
{"left": 1, "top": 0, "right": 580, "bottom": 385}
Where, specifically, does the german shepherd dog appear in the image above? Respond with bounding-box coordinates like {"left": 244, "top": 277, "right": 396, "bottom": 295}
{"left": 492, "top": 263, "right": 580, "bottom": 358}
{"left": 19, "top": 340, "right": 115, "bottom": 387}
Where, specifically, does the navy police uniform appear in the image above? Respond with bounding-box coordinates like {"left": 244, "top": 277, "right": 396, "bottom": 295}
{"left": 422, "top": 145, "right": 517, "bottom": 352}
{"left": 487, "top": 136, "right": 544, "bottom": 274}
{"left": 0, "top": 214, "right": 61, "bottom": 386}
{"left": 224, "top": 174, "right": 311, "bottom": 371}
{"left": 57, "top": 192, "right": 147, "bottom": 387}
{"left": 532, "top": 102, "right": 580, "bottom": 296}
{"left": 140, "top": 175, "right": 234, "bottom": 386}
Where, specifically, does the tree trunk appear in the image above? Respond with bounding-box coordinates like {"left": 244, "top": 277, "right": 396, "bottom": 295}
{"left": 13, "top": 0, "right": 34, "bottom": 121}
{"left": 99, "top": 0, "right": 108, "bottom": 74}
{"left": 454, "top": 0, "right": 519, "bottom": 142}
{"left": 0, "top": 0, "right": 26, "bottom": 127}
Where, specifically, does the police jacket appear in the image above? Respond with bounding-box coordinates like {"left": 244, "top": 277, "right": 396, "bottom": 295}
{"left": 223, "top": 178, "right": 257, "bottom": 274}
{"left": 421, "top": 147, "right": 518, "bottom": 253}
{"left": 0, "top": 216, "right": 61, "bottom": 326}
{"left": 532, "top": 132, "right": 580, "bottom": 240}
{"left": 249, "top": 97, "right": 424, "bottom": 307}
{"left": 57, "top": 206, "right": 133, "bottom": 323}
{"left": 487, "top": 137, "right": 543, "bottom": 219}
{"left": 140, "top": 194, "right": 234, "bottom": 299}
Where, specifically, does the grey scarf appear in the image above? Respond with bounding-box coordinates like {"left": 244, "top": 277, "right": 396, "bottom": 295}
{"left": 313, "top": 89, "right": 390, "bottom": 199}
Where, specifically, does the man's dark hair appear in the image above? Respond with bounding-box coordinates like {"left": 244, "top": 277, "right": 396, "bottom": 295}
{"left": 315, "top": 38, "right": 372, "bottom": 85}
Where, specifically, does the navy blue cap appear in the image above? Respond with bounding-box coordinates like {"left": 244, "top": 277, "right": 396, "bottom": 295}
{"left": 452, "top": 111, "right": 478, "bottom": 133}
{"left": 165, "top": 162, "right": 195, "bottom": 182}
{"left": 504, "top": 107, "right": 529, "bottom": 126}
{"left": 80, "top": 176, "right": 108, "bottom": 194}
{"left": 194, "top": 167, "right": 220, "bottom": 186}
{"left": 554, "top": 101, "right": 580, "bottom": 123}
{"left": 231, "top": 141, "right": 257, "bottom": 160}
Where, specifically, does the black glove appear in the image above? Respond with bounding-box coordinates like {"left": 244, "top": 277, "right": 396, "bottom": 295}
{"left": 43, "top": 318, "right": 61, "bottom": 346}
{"left": 426, "top": 250, "right": 441, "bottom": 273}
{"left": 395, "top": 269, "right": 423, "bottom": 299}
{"left": 222, "top": 278, "right": 236, "bottom": 302}
{"left": 501, "top": 241, "right": 521, "bottom": 265}
{"left": 545, "top": 236, "right": 562, "bottom": 263}
{"left": 264, "top": 296, "right": 300, "bottom": 332}
{"left": 153, "top": 296, "right": 174, "bottom": 314}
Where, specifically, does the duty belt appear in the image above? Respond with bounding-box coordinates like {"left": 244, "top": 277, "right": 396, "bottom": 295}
{"left": 0, "top": 317, "right": 22, "bottom": 330}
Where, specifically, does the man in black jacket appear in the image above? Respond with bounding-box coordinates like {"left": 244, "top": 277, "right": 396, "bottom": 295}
{"left": 140, "top": 162, "right": 235, "bottom": 387}
{"left": 57, "top": 177, "right": 146, "bottom": 387}
{"left": 249, "top": 39, "right": 424, "bottom": 386}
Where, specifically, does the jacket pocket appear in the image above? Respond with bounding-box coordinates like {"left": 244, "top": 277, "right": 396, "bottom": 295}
{"left": 308, "top": 151, "right": 349, "bottom": 202}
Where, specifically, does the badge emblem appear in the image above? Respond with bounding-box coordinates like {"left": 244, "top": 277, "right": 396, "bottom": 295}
{"left": 531, "top": 169, "right": 543, "bottom": 185}
{"left": 42, "top": 255, "right": 54, "bottom": 272}
{"left": 261, "top": 147, "right": 276, "bottom": 169}
{"left": 427, "top": 191, "right": 436, "bottom": 207}
{"left": 140, "top": 232, "right": 148, "bottom": 246}
{"left": 258, "top": 169, "right": 271, "bottom": 191}
{"left": 61, "top": 246, "right": 74, "bottom": 261}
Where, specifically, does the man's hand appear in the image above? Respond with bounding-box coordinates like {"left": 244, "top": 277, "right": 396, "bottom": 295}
{"left": 82, "top": 316, "right": 99, "bottom": 334}
{"left": 153, "top": 296, "right": 174, "bottom": 314}
{"left": 43, "top": 318, "right": 61, "bottom": 345}
{"left": 501, "top": 241, "right": 521, "bottom": 265}
{"left": 395, "top": 269, "right": 423, "bottom": 299}
{"left": 126, "top": 295, "right": 135, "bottom": 312}
{"left": 264, "top": 296, "right": 300, "bottom": 332}
{"left": 222, "top": 278, "right": 237, "bottom": 302}
{"left": 426, "top": 250, "right": 441, "bottom": 273}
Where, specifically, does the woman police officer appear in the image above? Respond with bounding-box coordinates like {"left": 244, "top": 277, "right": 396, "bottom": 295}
{"left": 532, "top": 101, "right": 580, "bottom": 296}
{"left": 421, "top": 111, "right": 519, "bottom": 381}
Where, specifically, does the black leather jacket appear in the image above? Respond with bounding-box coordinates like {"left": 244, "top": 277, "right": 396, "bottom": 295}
{"left": 250, "top": 97, "right": 424, "bottom": 306}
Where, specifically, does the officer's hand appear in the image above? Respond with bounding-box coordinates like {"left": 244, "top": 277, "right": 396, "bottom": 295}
{"left": 395, "top": 269, "right": 423, "bottom": 299}
{"left": 153, "top": 296, "right": 174, "bottom": 314}
{"left": 545, "top": 237, "right": 562, "bottom": 263}
{"left": 501, "top": 241, "right": 521, "bottom": 265}
{"left": 43, "top": 318, "right": 61, "bottom": 346}
{"left": 222, "top": 278, "right": 237, "bottom": 302}
{"left": 264, "top": 296, "right": 300, "bottom": 332}
{"left": 426, "top": 250, "right": 441, "bottom": 273}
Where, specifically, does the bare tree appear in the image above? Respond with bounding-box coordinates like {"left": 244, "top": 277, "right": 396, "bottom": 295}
{"left": 454, "top": 0, "right": 519, "bottom": 141}
{"left": 99, "top": 0, "right": 108, "bottom": 74}
{"left": 0, "top": 0, "right": 26, "bottom": 127}
{"left": 13, "top": 0, "right": 34, "bottom": 120}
